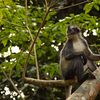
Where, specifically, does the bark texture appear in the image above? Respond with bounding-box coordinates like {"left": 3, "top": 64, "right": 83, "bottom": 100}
{"left": 67, "top": 67, "right": 100, "bottom": 100}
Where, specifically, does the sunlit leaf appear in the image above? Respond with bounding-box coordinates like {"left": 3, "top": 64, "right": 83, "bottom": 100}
{"left": 84, "top": 2, "right": 94, "bottom": 13}
{"left": 2, "top": 39, "right": 8, "bottom": 47}
{"left": 94, "top": 4, "right": 99, "bottom": 11}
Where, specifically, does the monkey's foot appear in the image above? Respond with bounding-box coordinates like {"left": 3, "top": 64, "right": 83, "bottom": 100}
{"left": 79, "top": 73, "right": 95, "bottom": 83}
{"left": 87, "top": 73, "right": 95, "bottom": 80}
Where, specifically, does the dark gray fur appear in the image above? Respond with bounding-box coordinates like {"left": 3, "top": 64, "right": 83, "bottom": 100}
{"left": 60, "top": 25, "right": 100, "bottom": 83}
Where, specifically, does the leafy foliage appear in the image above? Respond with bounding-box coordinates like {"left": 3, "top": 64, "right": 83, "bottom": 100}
{"left": 0, "top": 0, "right": 100, "bottom": 99}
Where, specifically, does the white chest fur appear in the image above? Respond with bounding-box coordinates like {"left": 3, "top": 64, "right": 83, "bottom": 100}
{"left": 73, "top": 39, "right": 85, "bottom": 52}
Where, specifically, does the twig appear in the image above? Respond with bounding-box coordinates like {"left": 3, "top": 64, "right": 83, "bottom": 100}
{"left": 26, "top": 25, "right": 40, "bottom": 79}
{"left": 55, "top": 0, "right": 88, "bottom": 11}
{"left": 34, "top": 44, "right": 40, "bottom": 79}
{"left": 23, "top": 0, "right": 50, "bottom": 78}
{"left": 25, "top": 0, "right": 40, "bottom": 79}
{"left": 3, "top": 72, "right": 25, "bottom": 100}
{"left": 45, "top": 0, "right": 48, "bottom": 7}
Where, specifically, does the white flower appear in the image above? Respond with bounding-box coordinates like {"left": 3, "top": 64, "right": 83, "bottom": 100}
{"left": 11, "top": 46, "right": 20, "bottom": 53}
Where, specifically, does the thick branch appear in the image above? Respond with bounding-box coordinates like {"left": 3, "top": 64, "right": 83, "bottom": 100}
{"left": 67, "top": 67, "right": 100, "bottom": 100}
{"left": 23, "top": 77, "right": 76, "bottom": 88}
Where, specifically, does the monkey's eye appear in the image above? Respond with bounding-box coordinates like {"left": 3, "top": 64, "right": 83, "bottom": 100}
{"left": 73, "top": 28, "right": 80, "bottom": 33}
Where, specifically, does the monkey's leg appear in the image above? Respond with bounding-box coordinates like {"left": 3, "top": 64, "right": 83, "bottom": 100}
{"left": 83, "top": 67, "right": 96, "bottom": 80}
{"left": 84, "top": 60, "right": 97, "bottom": 71}
{"left": 75, "top": 61, "right": 85, "bottom": 83}
{"left": 74, "top": 61, "right": 93, "bottom": 83}
{"left": 65, "top": 85, "right": 72, "bottom": 99}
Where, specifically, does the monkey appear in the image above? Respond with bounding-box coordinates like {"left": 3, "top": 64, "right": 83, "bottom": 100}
{"left": 60, "top": 25, "right": 100, "bottom": 98}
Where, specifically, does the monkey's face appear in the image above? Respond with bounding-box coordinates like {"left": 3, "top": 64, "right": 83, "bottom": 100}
{"left": 67, "top": 25, "right": 81, "bottom": 36}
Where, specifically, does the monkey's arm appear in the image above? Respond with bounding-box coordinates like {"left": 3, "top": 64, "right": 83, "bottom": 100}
{"left": 83, "top": 40, "right": 100, "bottom": 61}
{"left": 84, "top": 47, "right": 100, "bottom": 61}
{"left": 64, "top": 49, "right": 84, "bottom": 60}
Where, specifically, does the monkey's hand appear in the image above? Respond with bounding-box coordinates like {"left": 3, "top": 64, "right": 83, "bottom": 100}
{"left": 65, "top": 53, "right": 75, "bottom": 60}
{"left": 65, "top": 51, "right": 84, "bottom": 60}
{"left": 80, "top": 54, "right": 87, "bottom": 65}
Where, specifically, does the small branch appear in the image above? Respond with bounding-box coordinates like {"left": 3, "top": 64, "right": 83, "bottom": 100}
{"left": 24, "top": 0, "right": 40, "bottom": 79}
{"left": 45, "top": 0, "right": 48, "bottom": 7}
{"left": 34, "top": 44, "right": 40, "bottom": 79}
{"left": 3, "top": 72, "right": 25, "bottom": 100}
{"left": 25, "top": 0, "right": 28, "bottom": 25}
{"left": 27, "top": 30, "right": 40, "bottom": 79}
{"left": 55, "top": 1, "right": 88, "bottom": 11}
{"left": 26, "top": 27, "right": 40, "bottom": 79}
{"left": 23, "top": 1, "right": 50, "bottom": 78}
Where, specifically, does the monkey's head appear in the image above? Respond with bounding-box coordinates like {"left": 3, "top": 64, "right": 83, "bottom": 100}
{"left": 67, "top": 25, "right": 81, "bottom": 36}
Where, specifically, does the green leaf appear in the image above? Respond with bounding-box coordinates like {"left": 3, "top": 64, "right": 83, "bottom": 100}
{"left": 84, "top": 2, "right": 94, "bottom": 14}
{"left": 0, "top": 10, "right": 3, "bottom": 23}
{"left": 41, "top": 63, "right": 61, "bottom": 78}
{"left": 93, "top": 0, "right": 100, "bottom": 5}
{"left": 94, "top": 4, "right": 99, "bottom": 11}
{"left": 2, "top": 39, "right": 8, "bottom": 47}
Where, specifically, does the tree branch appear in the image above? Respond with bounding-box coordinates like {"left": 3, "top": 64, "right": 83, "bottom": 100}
{"left": 3, "top": 72, "right": 25, "bottom": 100}
{"left": 34, "top": 44, "right": 40, "bottom": 79}
{"left": 23, "top": 0, "right": 50, "bottom": 79}
{"left": 24, "top": 77, "right": 76, "bottom": 88}
{"left": 25, "top": 0, "right": 40, "bottom": 79}
{"left": 55, "top": 0, "right": 88, "bottom": 11}
{"left": 67, "top": 67, "right": 100, "bottom": 100}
